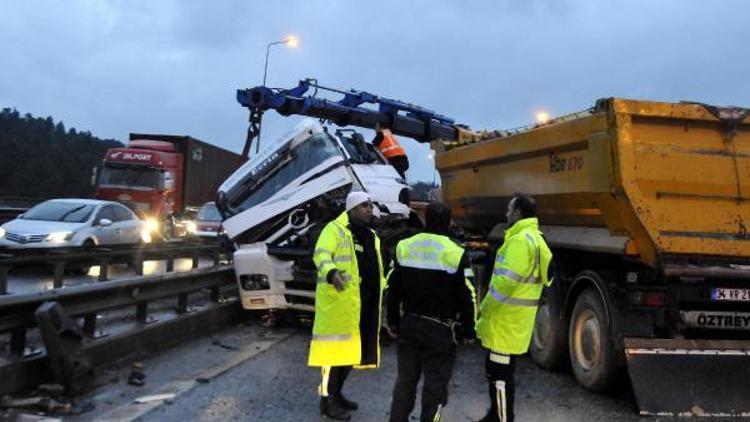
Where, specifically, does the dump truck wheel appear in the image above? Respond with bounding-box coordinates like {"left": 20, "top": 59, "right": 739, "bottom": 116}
{"left": 569, "top": 287, "right": 618, "bottom": 392}
{"left": 530, "top": 284, "right": 567, "bottom": 369}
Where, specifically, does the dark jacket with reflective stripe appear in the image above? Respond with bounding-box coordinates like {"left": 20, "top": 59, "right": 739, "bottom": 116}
{"left": 386, "top": 232, "right": 476, "bottom": 339}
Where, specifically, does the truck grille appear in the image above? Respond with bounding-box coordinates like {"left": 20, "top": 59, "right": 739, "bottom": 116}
{"left": 4, "top": 232, "right": 46, "bottom": 244}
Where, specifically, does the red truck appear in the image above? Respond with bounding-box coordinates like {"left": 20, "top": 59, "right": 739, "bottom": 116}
{"left": 94, "top": 133, "right": 240, "bottom": 237}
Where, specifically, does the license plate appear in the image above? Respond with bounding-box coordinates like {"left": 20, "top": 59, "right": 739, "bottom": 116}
{"left": 680, "top": 311, "right": 750, "bottom": 331}
{"left": 711, "top": 288, "right": 750, "bottom": 302}
{"left": 249, "top": 298, "right": 266, "bottom": 305}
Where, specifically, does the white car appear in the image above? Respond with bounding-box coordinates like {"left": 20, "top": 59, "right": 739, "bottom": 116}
{"left": 0, "top": 198, "right": 146, "bottom": 249}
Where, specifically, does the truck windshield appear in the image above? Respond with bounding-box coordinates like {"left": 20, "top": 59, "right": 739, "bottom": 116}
{"left": 235, "top": 133, "right": 342, "bottom": 210}
{"left": 99, "top": 165, "right": 160, "bottom": 191}
{"left": 23, "top": 201, "right": 95, "bottom": 223}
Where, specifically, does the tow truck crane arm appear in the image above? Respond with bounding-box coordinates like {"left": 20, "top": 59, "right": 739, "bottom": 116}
{"left": 236, "top": 78, "right": 478, "bottom": 158}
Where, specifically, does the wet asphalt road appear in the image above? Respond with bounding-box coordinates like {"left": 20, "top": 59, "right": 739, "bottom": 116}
{"left": 74, "top": 318, "right": 652, "bottom": 422}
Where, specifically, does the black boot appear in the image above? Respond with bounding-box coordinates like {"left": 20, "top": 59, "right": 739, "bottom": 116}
{"left": 320, "top": 397, "right": 351, "bottom": 421}
{"left": 335, "top": 393, "right": 359, "bottom": 410}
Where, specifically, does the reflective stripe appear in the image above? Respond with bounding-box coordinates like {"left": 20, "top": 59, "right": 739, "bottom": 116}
{"left": 319, "top": 367, "right": 330, "bottom": 397}
{"left": 464, "top": 267, "right": 474, "bottom": 278}
{"left": 433, "top": 404, "right": 443, "bottom": 422}
{"left": 487, "top": 285, "right": 539, "bottom": 307}
{"left": 495, "top": 380, "right": 507, "bottom": 422}
{"left": 490, "top": 352, "right": 511, "bottom": 365}
{"left": 312, "top": 333, "right": 352, "bottom": 341}
{"left": 398, "top": 258, "right": 459, "bottom": 274}
{"left": 492, "top": 267, "right": 526, "bottom": 282}
{"left": 410, "top": 239, "right": 445, "bottom": 251}
{"left": 403, "top": 251, "right": 439, "bottom": 261}
{"left": 314, "top": 248, "right": 334, "bottom": 256}
{"left": 334, "top": 255, "right": 352, "bottom": 263}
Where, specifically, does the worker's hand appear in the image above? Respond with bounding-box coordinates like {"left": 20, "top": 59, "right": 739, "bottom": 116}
{"left": 330, "top": 270, "right": 348, "bottom": 292}
{"left": 386, "top": 325, "right": 398, "bottom": 339}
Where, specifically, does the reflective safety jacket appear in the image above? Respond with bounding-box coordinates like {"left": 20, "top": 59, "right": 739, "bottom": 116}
{"left": 309, "top": 211, "right": 385, "bottom": 368}
{"left": 375, "top": 129, "right": 406, "bottom": 159}
{"left": 386, "top": 232, "right": 476, "bottom": 336}
{"left": 476, "top": 218, "right": 553, "bottom": 355}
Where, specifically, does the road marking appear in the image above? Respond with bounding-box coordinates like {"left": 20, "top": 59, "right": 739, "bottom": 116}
{"left": 96, "top": 332, "right": 293, "bottom": 421}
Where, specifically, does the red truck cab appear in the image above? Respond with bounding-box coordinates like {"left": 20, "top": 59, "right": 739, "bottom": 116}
{"left": 96, "top": 140, "right": 181, "bottom": 222}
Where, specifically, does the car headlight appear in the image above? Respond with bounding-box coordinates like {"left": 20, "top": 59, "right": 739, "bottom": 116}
{"left": 0, "top": 227, "right": 5, "bottom": 239}
{"left": 46, "top": 232, "right": 73, "bottom": 243}
{"left": 185, "top": 221, "right": 197, "bottom": 234}
{"left": 144, "top": 218, "right": 159, "bottom": 232}
{"left": 140, "top": 229, "right": 153, "bottom": 244}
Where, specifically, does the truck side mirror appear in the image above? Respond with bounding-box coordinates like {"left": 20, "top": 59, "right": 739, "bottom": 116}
{"left": 98, "top": 218, "right": 112, "bottom": 227}
{"left": 91, "top": 166, "right": 99, "bottom": 187}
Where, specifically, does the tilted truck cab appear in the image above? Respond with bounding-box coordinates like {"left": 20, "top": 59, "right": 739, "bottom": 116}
{"left": 217, "top": 120, "right": 411, "bottom": 311}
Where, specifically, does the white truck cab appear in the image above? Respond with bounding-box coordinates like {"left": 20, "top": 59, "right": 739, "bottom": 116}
{"left": 217, "top": 120, "right": 412, "bottom": 311}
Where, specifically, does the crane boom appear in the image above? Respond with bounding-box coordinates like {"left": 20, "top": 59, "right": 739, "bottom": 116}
{"left": 236, "top": 78, "right": 476, "bottom": 157}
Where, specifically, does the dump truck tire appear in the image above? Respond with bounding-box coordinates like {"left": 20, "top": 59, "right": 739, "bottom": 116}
{"left": 569, "top": 286, "right": 619, "bottom": 392}
{"left": 530, "top": 283, "right": 567, "bottom": 369}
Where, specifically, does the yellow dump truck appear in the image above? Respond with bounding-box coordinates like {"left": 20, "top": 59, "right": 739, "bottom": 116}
{"left": 436, "top": 98, "right": 750, "bottom": 416}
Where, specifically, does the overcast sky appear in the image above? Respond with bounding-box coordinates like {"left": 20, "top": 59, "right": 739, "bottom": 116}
{"left": 2, "top": 1, "right": 749, "bottom": 182}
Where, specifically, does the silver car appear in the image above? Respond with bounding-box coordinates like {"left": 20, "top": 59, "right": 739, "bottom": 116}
{"left": 0, "top": 199, "right": 146, "bottom": 249}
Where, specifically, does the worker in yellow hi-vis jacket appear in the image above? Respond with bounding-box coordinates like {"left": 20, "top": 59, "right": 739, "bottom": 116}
{"left": 475, "top": 193, "right": 553, "bottom": 422}
{"left": 310, "top": 190, "right": 385, "bottom": 421}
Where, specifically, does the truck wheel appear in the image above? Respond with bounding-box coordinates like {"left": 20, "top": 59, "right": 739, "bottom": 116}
{"left": 530, "top": 283, "right": 567, "bottom": 370}
{"left": 568, "top": 286, "right": 619, "bottom": 392}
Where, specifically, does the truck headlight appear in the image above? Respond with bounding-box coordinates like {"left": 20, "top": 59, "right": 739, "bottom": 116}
{"left": 240, "top": 274, "right": 270, "bottom": 290}
{"left": 144, "top": 218, "right": 159, "bottom": 232}
{"left": 185, "top": 221, "right": 197, "bottom": 234}
{"left": 46, "top": 232, "right": 73, "bottom": 243}
{"left": 0, "top": 227, "right": 5, "bottom": 239}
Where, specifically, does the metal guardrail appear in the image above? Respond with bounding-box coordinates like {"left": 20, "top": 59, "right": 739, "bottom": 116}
{"left": 0, "top": 241, "right": 225, "bottom": 294}
{"left": 0, "top": 265, "right": 241, "bottom": 395}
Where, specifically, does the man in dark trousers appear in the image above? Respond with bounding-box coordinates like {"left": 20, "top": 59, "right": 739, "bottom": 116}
{"left": 310, "top": 191, "right": 386, "bottom": 421}
{"left": 386, "top": 202, "right": 477, "bottom": 422}
{"left": 475, "top": 193, "right": 553, "bottom": 422}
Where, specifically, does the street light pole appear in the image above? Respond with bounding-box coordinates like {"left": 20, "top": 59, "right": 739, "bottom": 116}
{"left": 263, "top": 40, "right": 287, "bottom": 86}
{"left": 256, "top": 35, "right": 299, "bottom": 154}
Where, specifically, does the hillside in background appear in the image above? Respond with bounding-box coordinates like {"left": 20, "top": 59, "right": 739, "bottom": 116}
{"left": 0, "top": 108, "right": 122, "bottom": 199}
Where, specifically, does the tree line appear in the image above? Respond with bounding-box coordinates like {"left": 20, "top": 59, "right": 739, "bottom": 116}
{"left": 0, "top": 108, "right": 122, "bottom": 199}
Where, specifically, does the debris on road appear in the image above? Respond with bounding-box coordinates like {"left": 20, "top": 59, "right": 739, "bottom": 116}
{"left": 127, "top": 362, "right": 146, "bottom": 386}
{"left": 133, "top": 393, "right": 176, "bottom": 404}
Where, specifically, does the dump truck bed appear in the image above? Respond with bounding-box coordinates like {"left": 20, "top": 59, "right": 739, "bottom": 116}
{"left": 436, "top": 98, "right": 750, "bottom": 265}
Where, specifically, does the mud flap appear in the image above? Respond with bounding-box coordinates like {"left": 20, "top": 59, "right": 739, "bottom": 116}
{"left": 624, "top": 338, "right": 750, "bottom": 417}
